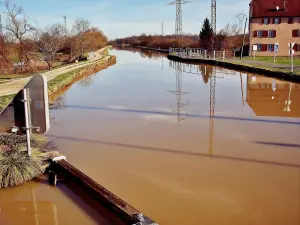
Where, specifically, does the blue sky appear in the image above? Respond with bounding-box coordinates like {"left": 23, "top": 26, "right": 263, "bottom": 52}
{"left": 1, "top": 0, "right": 250, "bottom": 39}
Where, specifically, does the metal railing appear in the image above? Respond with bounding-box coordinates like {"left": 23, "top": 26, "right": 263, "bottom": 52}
{"left": 169, "top": 47, "right": 232, "bottom": 60}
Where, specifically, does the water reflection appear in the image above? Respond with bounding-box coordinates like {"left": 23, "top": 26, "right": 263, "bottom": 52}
{"left": 0, "top": 183, "right": 58, "bottom": 225}
{"left": 78, "top": 76, "right": 94, "bottom": 88}
{"left": 168, "top": 61, "right": 190, "bottom": 123}
{"left": 113, "top": 46, "right": 167, "bottom": 60}
{"left": 46, "top": 50, "right": 300, "bottom": 225}
{"left": 246, "top": 74, "right": 300, "bottom": 117}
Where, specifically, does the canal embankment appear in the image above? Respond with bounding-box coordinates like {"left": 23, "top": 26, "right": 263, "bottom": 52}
{"left": 168, "top": 53, "right": 300, "bottom": 83}
{"left": 0, "top": 46, "right": 116, "bottom": 113}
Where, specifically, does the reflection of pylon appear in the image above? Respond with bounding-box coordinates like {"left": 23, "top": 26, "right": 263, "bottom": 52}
{"left": 168, "top": 61, "right": 190, "bottom": 123}
{"left": 209, "top": 67, "right": 216, "bottom": 155}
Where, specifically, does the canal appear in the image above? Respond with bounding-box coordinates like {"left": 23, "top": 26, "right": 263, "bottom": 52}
{"left": 2, "top": 48, "right": 300, "bottom": 225}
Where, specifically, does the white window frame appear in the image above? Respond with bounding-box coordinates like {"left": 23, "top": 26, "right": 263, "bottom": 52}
{"left": 257, "top": 44, "right": 262, "bottom": 52}
{"left": 268, "top": 30, "right": 274, "bottom": 38}
{"left": 274, "top": 17, "right": 280, "bottom": 24}
{"left": 263, "top": 17, "right": 269, "bottom": 24}
{"left": 267, "top": 44, "right": 273, "bottom": 52}
{"left": 257, "top": 30, "right": 263, "bottom": 38}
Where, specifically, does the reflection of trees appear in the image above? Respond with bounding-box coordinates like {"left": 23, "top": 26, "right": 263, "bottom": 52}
{"left": 52, "top": 96, "right": 66, "bottom": 109}
{"left": 78, "top": 76, "right": 94, "bottom": 88}
{"left": 199, "top": 65, "right": 213, "bottom": 84}
{"left": 113, "top": 46, "right": 167, "bottom": 60}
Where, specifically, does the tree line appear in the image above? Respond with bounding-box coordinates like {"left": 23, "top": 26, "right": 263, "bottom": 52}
{"left": 0, "top": 0, "right": 108, "bottom": 74}
{"left": 110, "top": 18, "right": 248, "bottom": 51}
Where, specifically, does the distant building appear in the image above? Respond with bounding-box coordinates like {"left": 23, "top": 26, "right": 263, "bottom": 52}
{"left": 249, "top": 0, "right": 300, "bottom": 56}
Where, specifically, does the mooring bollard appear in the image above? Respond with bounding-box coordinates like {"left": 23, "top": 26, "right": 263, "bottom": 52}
{"left": 223, "top": 50, "right": 225, "bottom": 60}
{"left": 213, "top": 50, "right": 216, "bottom": 60}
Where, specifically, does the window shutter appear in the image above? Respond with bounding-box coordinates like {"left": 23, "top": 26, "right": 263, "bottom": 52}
{"left": 263, "top": 44, "right": 267, "bottom": 51}
{"left": 272, "top": 44, "right": 275, "bottom": 51}
{"left": 268, "top": 17, "right": 270, "bottom": 24}
{"left": 279, "top": 17, "right": 281, "bottom": 24}
{"left": 288, "top": 17, "right": 294, "bottom": 24}
{"left": 262, "top": 18, "right": 264, "bottom": 24}
{"left": 292, "top": 30, "right": 297, "bottom": 37}
{"left": 293, "top": 44, "right": 297, "bottom": 51}
{"left": 253, "top": 31, "right": 257, "bottom": 37}
{"left": 273, "top": 30, "right": 276, "bottom": 38}
{"left": 264, "top": 30, "right": 268, "bottom": 37}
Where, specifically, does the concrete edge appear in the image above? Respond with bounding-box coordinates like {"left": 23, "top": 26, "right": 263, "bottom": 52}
{"left": 167, "top": 55, "right": 300, "bottom": 84}
{"left": 49, "top": 160, "right": 158, "bottom": 225}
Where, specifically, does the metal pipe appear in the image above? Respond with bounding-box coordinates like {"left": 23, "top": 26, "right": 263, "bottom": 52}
{"left": 23, "top": 88, "right": 31, "bottom": 157}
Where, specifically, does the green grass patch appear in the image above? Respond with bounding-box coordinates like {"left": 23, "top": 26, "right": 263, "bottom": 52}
{"left": 222, "top": 59, "right": 300, "bottom": 76}
{"left": 0, "top": 94, "right": 15, "bottom": 113}
{"left": 243, "top": 56, "right": 300, "bottom": 66}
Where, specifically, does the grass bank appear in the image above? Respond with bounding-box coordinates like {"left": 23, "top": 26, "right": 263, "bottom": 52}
{"left": 0, "top": 94, "right": 15, "bottom": 114}
{"left": 243, "top": 56, "right": 300, "bottom": 66}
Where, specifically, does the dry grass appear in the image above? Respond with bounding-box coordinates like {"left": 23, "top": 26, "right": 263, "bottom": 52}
{"left": 0, "top": 134, "right": 52, "bottom": 188}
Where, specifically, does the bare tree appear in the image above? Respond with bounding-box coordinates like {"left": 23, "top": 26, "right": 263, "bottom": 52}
{"left": 3, "top": 0, "right": 35, "bottom": 62}
{"left": 72, "top": 18, "right": 91, "bottom": 55}
{"left": 36, "top": 23, "right": 65, "bottom": 70}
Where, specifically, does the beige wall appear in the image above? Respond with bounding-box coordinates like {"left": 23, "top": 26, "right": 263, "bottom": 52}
{"left": 250, "top": 17, "right": 300, "bottom": 56}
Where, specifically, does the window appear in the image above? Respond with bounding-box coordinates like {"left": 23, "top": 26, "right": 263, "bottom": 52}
{"left": 267, "top": 44, "right": 274, "bottom": 52}
{"left": 274, "top": 17, "right": 280, "bottom": 24}
{"left": 268, "top": 30, "right": 276, "bottom": 38}
{"left": 257, "top": 44, "right": 262, "bottom": 52}
{"left": 288, "top": 17, "right": 294, "bottom": 24}
{"left": 258, "top": 30, "right": 263, "bottom": 38}
{"left": 263, "top": 17, "right": 269, "bottom": 24}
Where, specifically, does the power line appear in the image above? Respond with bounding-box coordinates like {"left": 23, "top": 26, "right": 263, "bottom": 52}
{"left": 168, "top": 0, "right": 193, "bottom": 37}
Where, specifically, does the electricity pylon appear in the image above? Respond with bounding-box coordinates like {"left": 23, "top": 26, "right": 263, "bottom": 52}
{"left": 168, "top": 0, "right": 193, "bottom": 36}
{"left": 211, "top": 0, "right": 216, "bottom": 48}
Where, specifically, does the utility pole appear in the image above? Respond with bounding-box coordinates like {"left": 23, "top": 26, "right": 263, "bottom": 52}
{"left": 63, "top": 16, "right": 67, "bottom": 33}
{"left": 168, "top": 0, "right": 193, "bottom": 37}
{"left": 0, "top": 13, "right": 3, "bottom": 36}
{"left": 211, "top": 0, "right": 217, "bottom": 49}
{"left": 161, "top": 22, "right": 164, "bottom": 38}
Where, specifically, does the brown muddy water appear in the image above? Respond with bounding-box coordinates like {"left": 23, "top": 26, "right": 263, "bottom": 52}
{"left": 1, "top": 49, "right": 300, "bottom": 225}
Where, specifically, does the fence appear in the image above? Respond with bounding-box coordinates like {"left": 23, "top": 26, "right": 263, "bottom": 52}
{"left": 169, "top": 48, "right": 234, "bottom": 60}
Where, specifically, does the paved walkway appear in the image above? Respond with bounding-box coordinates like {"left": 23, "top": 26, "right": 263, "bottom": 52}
{"left": 0, "top": 47, "right": 111, "bottom": 97}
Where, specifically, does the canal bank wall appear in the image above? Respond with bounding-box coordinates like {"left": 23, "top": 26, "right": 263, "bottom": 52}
{"left": 49, "top": 160, "right": 158, "bottom": 225}
{"left": 168, "top": 55, "right": 300, "bottom": 84}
